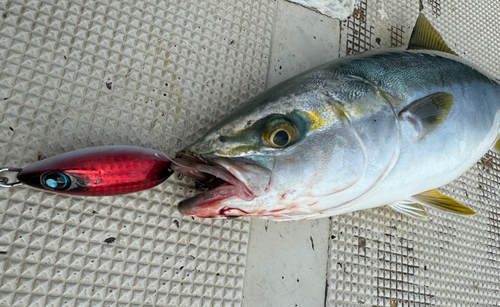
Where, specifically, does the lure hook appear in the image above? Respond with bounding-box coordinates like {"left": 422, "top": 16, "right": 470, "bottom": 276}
{"left": 0, "top": 167, "right": 23, "bottom": 188}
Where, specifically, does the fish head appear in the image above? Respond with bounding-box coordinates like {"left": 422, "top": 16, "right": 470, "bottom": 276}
{"left": 173, "top": 77, "right": 369, "bottom": 220}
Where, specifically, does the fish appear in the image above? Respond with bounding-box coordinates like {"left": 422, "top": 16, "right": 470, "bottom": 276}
{"left": 172, "top": 15, "right": 500, "bottom": 221}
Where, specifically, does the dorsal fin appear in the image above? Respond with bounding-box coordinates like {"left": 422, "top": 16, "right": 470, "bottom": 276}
{"left": 408, "top": 14, "right": 458, "bottom": 55}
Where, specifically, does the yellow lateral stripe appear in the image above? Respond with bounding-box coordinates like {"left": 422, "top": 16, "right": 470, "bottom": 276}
{"left": 305, "top": 111, "right": 327, "bottom": 130}
{"left": 218, "top": 145, "right": 261, "bottom": 156}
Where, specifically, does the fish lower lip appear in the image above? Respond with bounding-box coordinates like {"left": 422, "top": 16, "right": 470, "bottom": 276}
{"left": 177, "top": 183, "right": 254, "bottom": 216}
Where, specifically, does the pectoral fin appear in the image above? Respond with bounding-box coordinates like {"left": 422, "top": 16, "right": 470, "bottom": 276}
{"left": 412, "top": 189, "right": 476, "bottom": 215}
{"left": 389, "top": 201, "right": 428, "bottom": 219}
{"left": 408, "top": 14, "right": 458, "bottom": 55}
{"left": 399, "top": 92, "right": 454, "bottom": 139}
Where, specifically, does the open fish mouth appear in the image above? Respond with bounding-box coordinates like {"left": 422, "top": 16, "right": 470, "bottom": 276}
{"left": 172, "top": 153, "right": 270, "bottom": 218}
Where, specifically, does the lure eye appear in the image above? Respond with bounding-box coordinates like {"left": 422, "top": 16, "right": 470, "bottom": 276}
{"left": 41, "top": 172, "right": 70, "bottom": 190}
{"left": 263, "top": 118, "right": 299, "bottom": 148}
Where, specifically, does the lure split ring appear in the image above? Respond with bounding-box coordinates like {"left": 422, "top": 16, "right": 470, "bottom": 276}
{"left": 0, "top": 167, "right": 23, "bottom": 188}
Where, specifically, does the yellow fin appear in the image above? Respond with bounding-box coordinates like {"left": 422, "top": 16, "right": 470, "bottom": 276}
{"left": 412, "top": 189, "right": 476, "bottom": 215}
{"left": 492, "top": 135, "right": 500, "bottom": 153}
{"left": 408, "top": 14, "right": 458, "bottom": 55}
{"left": 389, "top": 201, "right": 428, "bottom": 219}
{"left": 398, "top": 92, "right": 454, "bottom": 139}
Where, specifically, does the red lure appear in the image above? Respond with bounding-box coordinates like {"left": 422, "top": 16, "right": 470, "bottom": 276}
{"left": 3, "top": 146, "right": 172, "bottom": 196}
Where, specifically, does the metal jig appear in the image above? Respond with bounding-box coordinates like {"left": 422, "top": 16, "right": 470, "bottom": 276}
{"left": 0, "top": 146, "right": 173, "bottom": 196}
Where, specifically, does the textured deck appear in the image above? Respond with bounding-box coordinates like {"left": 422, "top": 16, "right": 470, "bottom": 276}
{"left": 0, "top": 0, "right": 276, "bottom": 306}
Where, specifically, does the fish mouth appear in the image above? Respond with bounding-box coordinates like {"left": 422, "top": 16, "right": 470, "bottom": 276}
{"left": 172, "top": 152, "right": 269, "bottom": 218}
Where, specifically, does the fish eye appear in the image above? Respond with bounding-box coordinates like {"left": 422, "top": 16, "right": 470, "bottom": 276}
{"left": 271, "top": 129, "right": 290, "bottom": 147}
{"left": 263, "top": 118, "right": 299, "bottom": 148}
{"left": 41, "top": 172, "right": 70, "bottom": 190}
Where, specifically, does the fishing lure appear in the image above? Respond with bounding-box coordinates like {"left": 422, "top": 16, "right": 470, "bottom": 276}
{"left": 0, "top": 146, "right": 173, "bottom": 196}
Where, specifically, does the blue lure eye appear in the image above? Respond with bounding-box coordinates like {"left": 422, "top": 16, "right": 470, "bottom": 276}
{"left": 41, "top": 172, "right": 70, "bottom": 190}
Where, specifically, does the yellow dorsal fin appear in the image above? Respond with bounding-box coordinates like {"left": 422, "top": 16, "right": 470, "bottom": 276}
{"left": 412, "top": 189, "right": 475, "bottom": 215}
{"left": 408, "top": 14, "right": 458, "bottom": 55}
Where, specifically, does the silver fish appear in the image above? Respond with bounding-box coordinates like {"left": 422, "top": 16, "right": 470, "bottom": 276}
{"left": 172, "top": 15, "right": 499, "bottom": 220}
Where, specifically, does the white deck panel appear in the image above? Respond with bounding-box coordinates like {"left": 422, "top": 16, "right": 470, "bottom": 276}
{"left": 241, "top": 1, "right": 339, "bottom": 306}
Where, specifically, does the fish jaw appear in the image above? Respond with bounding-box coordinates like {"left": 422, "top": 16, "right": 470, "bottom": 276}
{"left": 178, "top": 187, "right": 323, "bottom": 220}
{"left": 176, "top": 184, "right": 254, "bottom": 218}
{"left": 172, "top": 152, "right": 273, "bottom": 218}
